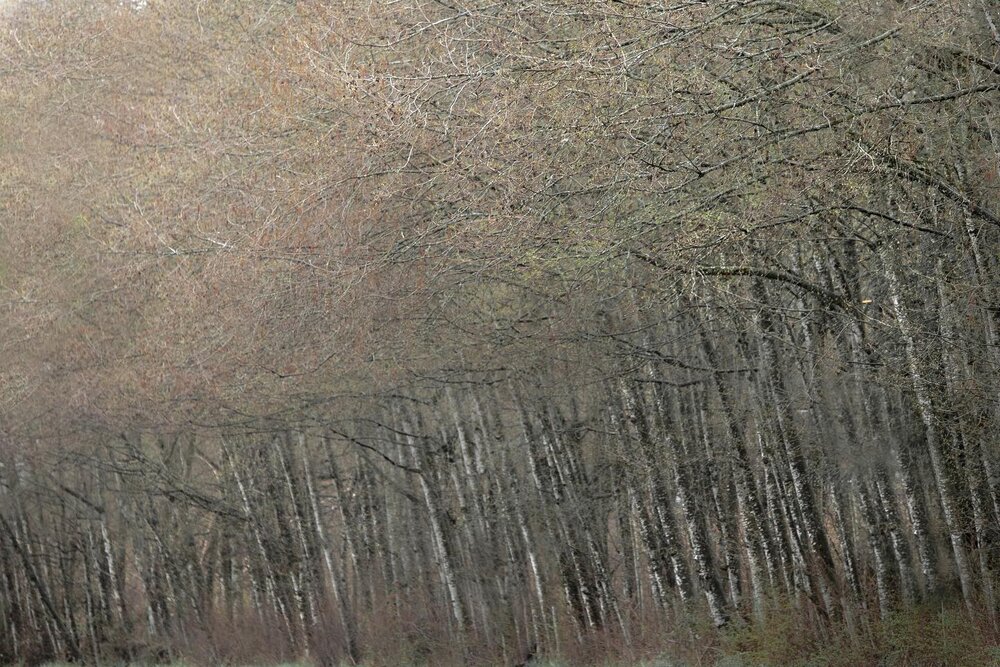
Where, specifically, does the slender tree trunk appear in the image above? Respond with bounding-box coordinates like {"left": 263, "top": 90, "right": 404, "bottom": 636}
{"left": 883, "top": 256, "right": 975, "bottom": 610}
{"left": 697, "top": 325, "right": 770, "bottom": 619}
{"left": 0, "top": 512, "right": 82, "bottom": 662}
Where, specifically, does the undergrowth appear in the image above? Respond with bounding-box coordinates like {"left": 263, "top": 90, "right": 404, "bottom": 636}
{"left": 26, "top": 597, "right": 1000, "bottom": 666}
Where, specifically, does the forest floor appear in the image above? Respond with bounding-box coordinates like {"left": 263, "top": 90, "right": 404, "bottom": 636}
{"left": 28, "top": 601, "right": 1000, "bottom": 667}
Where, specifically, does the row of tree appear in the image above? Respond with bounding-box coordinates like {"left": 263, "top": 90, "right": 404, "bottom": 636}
{"left": 1, "top": 0, "right": 998, "bottom": 664}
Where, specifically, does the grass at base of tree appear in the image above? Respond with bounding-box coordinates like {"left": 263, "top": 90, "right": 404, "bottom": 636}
{"left": 711, "top": 597, "right": 1000, "bottom": 667}
{"left": 36, "top": 664, "right": 313, "bottom": 667}
{"left": 26, "top": 597, "right": 1000, "bottom": 667}
{"left": 521, "top": 596, "right": 999, "bottom": 667}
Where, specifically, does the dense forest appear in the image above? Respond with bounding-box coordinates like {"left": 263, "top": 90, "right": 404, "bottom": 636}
{"left": 1, "top": 1, "right": 999, "bottom": 665}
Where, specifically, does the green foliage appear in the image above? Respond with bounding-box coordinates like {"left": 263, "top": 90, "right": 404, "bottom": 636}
{"left": 879, "top": 605, "right": 998, "bottom": 667}
{"left": 717, "top": 599, "right": 1000, "bottom": 667}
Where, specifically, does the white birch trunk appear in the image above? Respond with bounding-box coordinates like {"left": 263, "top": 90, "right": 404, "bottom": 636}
{"left": 883, "top": 257, "right": 975, "bottom": 610}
